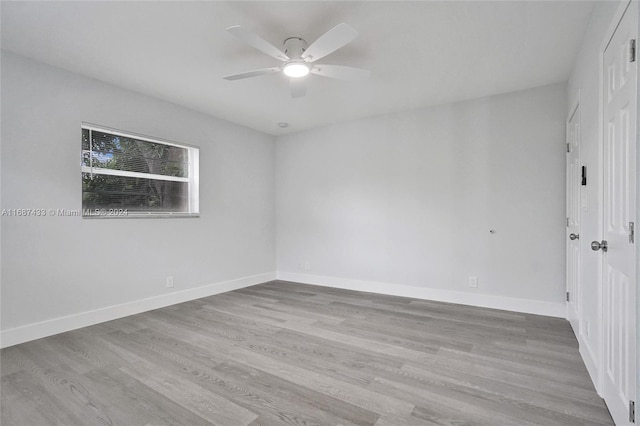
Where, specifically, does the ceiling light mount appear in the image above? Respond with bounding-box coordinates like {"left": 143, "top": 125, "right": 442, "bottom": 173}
{"left": 283, "top": 37, "right": 307, "bottom": 59}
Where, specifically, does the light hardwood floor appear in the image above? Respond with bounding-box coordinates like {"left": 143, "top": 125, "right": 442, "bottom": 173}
{"left": 1, "top": 280, "right": 613, "bottom": 425}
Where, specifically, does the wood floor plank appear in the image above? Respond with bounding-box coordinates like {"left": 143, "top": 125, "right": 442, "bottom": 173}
{"left": 405, "top": 357, "right": 612, "bottom": 424}
{"left": 2, "top": 371, "right": 87, "bottom": 426}
{"left": 369, "top": 375, "right": 542, "bottom": 426}
{"left": 214, "top": 360, "right": 379, "bottom": 425}
{"left": 3, "top": 342, "right": 117, "bottom": 425}
{"left": 435, "top": 346, "right": 595, "bottom": 391}
{"left": 102, "top": 333, "right": 258, "bottom": 426}
{"left": 252, "top": 302, "right": 346, "bottom": 325}
{"left": 106, "top": 328, "right": 368, "bottom": 426}
{"left": 222, "top": 344, "right": 416, "bottom": 418}
{"left": 81, "top": 367, "right": 214, "bottom": 426}
{"left": 1, "top": 280, "right": 613, "bottom": 425}
{"left": 321, "top": 317, "right": 473, "bottom": 354}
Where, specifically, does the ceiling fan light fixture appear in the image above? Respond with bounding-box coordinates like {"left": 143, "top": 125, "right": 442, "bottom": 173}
{"left": 224, "top": 23, "right": 368, "bottom": 97}
{"left": 283, "top": 61, "right": 310, "bottom": 78}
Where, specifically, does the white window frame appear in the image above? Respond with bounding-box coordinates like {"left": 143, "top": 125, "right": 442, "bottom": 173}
{"left": 81, "top": 123, "right": 199, "bottom": 218}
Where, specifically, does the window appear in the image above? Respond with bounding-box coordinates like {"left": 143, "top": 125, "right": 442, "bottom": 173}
{"left": 81, "top": 124, "right": 199, "bottom": 218}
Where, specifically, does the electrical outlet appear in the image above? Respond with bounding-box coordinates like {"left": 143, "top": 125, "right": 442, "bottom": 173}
{"left": 304, "top": 261, "right": 311, "bottom": 271}
{"left": 469, "top": 276, "right": 478, "bottom": 288}
{"left": 166, "top": 276, "right": 174, "bottom": 288}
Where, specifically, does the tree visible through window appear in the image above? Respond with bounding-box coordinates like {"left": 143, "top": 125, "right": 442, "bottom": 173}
{"left": 81, "top": 125, "right": 199, "bottom": 217}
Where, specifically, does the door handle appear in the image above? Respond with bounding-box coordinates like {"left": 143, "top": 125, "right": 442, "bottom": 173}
{"left": 591, "top": 240, "right": 608, "bottom": 252}
{"left": 569, "top": 233, "right": 579, "bottom": 240}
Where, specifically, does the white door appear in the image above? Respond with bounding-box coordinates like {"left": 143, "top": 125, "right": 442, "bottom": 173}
{"left": 566, "top": 102, "right": 581, "bottom": 334}
{"left": 600, "top": 1, "right": 637, "bottom": 424}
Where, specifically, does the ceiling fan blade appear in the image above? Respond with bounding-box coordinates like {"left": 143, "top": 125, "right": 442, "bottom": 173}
{"left": 301, "top": 23, "right": 358, "bottom": 63}
{"left": 310, "top": 64, "right": 370, "bottom": 81}
{"left": 223, "top": 67, "right": 281, "bottom": 81}
{"left": 226, "top": 26, "right": 289, "bottom": 61}
{"left": 290, "top": 78, "right": 307, "bottom": 98}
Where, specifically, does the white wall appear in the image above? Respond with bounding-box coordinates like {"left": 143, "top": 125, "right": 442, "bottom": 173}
{"left": 276, "top": 83, "right": 567, "bottom": 315}
{"left": 0, "top": 52, "right": 276, "bottom": 346}
{"left": 566, "top": 0, "right": 620, "bottom": 392}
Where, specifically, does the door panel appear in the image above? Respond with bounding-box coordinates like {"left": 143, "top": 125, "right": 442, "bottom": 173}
{"left": 566, "top": 102, "right": 581, "bottom": 332}
{"left": 602, "top": 1, "right": 637, "bottom": 424}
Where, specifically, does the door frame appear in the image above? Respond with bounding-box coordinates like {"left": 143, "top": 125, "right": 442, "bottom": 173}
{"left": 597, "top": 0, "right": 638, "bottom": 413}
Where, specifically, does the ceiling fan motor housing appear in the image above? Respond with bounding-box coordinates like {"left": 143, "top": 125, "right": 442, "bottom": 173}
{"left": 283, "top": 37, "right": 308, "bottom": 60}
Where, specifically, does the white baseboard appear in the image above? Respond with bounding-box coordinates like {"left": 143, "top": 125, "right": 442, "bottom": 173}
{"left": 0, "top": 270, "right": 566, "bottom": 348}
{"left": 578, "top": 333, "right": 602, "bottom": 396}
{"left": 276, "top": 271, "right": 565, "bottom": 318}
{"left": 0, "top": 271, "right": 276, "bottom": 349}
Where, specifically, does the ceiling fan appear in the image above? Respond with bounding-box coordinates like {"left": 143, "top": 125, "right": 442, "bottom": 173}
{"left": 223, "top": 23, "right": 370, "bottom": 98}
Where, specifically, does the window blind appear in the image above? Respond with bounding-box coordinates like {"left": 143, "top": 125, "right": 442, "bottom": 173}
{"left": 81, "top": 124, "right": 199, "bottom": 217}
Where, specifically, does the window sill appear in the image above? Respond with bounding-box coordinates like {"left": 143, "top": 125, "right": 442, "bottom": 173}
{"left": 82, "top": 212, "right": 199, "bottom": 219}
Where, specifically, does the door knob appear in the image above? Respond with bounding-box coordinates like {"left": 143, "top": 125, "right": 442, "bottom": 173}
{"left": 569, "top": 233, "right": 579, "bottom": 240}
{"left": 591, "top": 240, "right": 608, "bottom": 252}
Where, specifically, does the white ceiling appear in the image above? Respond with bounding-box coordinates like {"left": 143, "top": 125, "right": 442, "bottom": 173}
{"left": 1, "top": 1, "right": 594, "bottom": 136}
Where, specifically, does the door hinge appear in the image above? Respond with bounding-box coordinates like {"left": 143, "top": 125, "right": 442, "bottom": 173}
{"left": 631, "top": 39, "right": 636, "bottom": 63}
{"left": 566, "top": 292, "right": 570, "bottom": 302}
{"left": 630, "top": 222, "right": 635, "bottom": 244}
{"left": 581, "top": 166, "right": 587, "bottom": 186}
{"left": 566, "top": 217, "right": 570, "bottom": 227}
{"left": 567, "top": 143, "right": 571, "bottom": 153}
{"left": 630, "top": 400, "right": 635, "bottom": 423}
